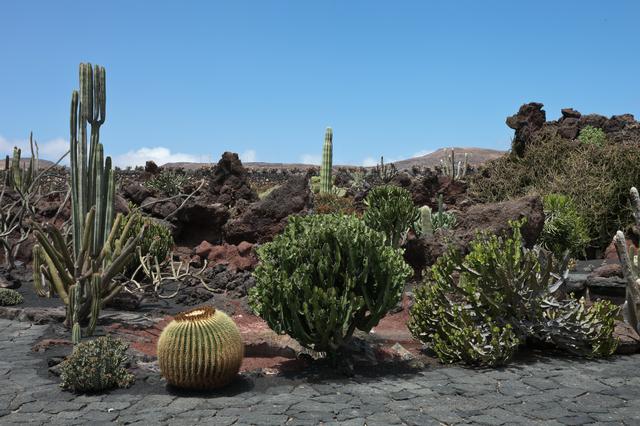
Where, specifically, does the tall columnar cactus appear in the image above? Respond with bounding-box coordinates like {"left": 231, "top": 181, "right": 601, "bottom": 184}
{"left": 613, "top": 186, "right": 640, "bottom": 334}
{"left": 157, "top": 306, "right": 244, "bottom": 389}
{"left": 33, "top": 63, "right": 142, "bottom": 344}
{"left": 319, "top": 127, "right": 333, "bottom": 194}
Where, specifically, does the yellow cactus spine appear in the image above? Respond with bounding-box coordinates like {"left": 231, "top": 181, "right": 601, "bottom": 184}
{"left": 157, "top": 306, "right": 244, "bottom": 390}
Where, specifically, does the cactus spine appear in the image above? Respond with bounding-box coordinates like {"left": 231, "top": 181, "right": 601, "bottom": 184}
{"left": 319, "top": 127, "right": 333, "bottom": 194}
{"left": 613, "top": 186, "right": 640, "bottom": 334}
{"left": 157, "top": 306, "right": 244, "bottom": 390}
{"left": 33, "top": 63, "right": 142, "bottom": 344}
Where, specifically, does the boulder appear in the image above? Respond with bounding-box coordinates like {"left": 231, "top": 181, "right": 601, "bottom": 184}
{"left": 403, "top": 195, "right": 544, "bottom": 277}
{"left": 208, "top": 152, "right": 258, "bottom": 207}
{"left": 506, "top": 102, "right": 546, "bottom": 157}
{"left": 174, "top": 199, "right": 229, "bottom": 246}
{"left": 615, "top": 320, "right": 640, "bottom": 354}
{"left": 122, "top": 182, "right": 152, "bottom": 205}
{"left": 561, "top": 108, "right": 581, "bottom": 120}
{"left": 194, "top": 241, "right": 257, "bottom": 272}
{"left": 145, "top": 160, "right": 160, "bottom": 175}
{"left": 224, "top": 175, "right": 312, "bottom": 244}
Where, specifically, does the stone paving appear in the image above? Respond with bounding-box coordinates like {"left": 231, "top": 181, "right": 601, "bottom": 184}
{"left": 1, "top": 319, "right": 640, "bottom": 425}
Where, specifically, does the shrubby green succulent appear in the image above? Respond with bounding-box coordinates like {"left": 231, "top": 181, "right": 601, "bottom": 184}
{"left": 250, "top": 214, "right": 411, "bottom": 356}
{"left": 145, "top": 170, "right": 189, "bottom": 196}
{"left": 539, "top": 193, "right": 590, "bottom": 259}
{"left": 59, "top": 336, "right": 135, "bottom": 393}
{"left": 578, "top": 125, "right": 606, "bottom": 147}
{"left": 409, "top": 219, "right": 618, "bottom": 366}
{"left": 0, "top": 288, "right": 23, "bottom": 306}
{"left": 363, "top": 185, "right": 420, "bottom": 248}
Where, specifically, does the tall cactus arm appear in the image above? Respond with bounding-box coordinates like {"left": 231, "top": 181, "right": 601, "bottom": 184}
{"left": 630, "top": 187, "right": 640, "bottom": 228}
{"left": 320, "top": 127, "right": 333, "bottom": 194}
{"left": 613, "top": 231, "right": 640, "bottom": 333}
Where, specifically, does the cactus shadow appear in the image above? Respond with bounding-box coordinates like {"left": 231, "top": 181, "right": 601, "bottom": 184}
{"left": 164, "top": 375, "right": 255, "bottom": 397}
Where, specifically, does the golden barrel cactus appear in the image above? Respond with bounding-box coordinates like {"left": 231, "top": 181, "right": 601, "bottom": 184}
{"left": 157, "top": 306, "right": 244, "bottom": 389}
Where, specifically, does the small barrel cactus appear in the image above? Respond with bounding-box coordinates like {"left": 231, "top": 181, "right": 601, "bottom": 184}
{"left": 157, "top": 306, "right": 244, "bottom": 390}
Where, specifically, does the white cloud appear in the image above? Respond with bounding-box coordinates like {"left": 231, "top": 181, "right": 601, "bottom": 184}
{"left": 412, "top": 149, "right": 434, "bottom": 158}
{"left": 113, "top": 147, "right": 209, "bottom": 168}
{"left": 240, "top": 149, "right": 257, "bottom": 163}
{"left": 300, "top": 154, "right": 321, "bottom": 165}
{"left": 0, "top": 135, "right": 70, "bottom": 164}
{"left": 362, "top": 157, "right": 378, "bottom": 167}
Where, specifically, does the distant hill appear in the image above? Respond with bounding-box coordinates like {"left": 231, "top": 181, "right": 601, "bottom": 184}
{"left": 0, "top": 157, "right": 56, "bottom": 170}
{"left": 163, "top": 147, "right": 507, "bottom": 171}
{"left": 391, "top": 147, "right": 507, "bottom": 170}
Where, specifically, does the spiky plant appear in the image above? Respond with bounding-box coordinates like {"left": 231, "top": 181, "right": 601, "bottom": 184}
{"left": 612, "top": 186, "right": 640, "bottom": 334}
{"left": 0, "top": 288, "right": 24, "bottom": 306}
{"left": 33, "top": 63, "right": 142, "bottom": 344}
{"left": 319, "top": 127, "right": 333, "bottom": 194}
{"left": 157, "top": 306, "right": 244, "bottom": 390}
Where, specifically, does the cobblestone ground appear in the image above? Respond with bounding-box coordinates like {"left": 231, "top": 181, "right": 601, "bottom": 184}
{"left": 1, "top": 319, "right": 639, "bottom": 425}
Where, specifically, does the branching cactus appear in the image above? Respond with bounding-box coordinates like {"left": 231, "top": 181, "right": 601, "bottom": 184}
{"left": 319, "top": 127, "right": 333, "bottom": 194}
{"left": 613, "top": 186, "right": 640, "bottom": 333}
{"left": 439, "top": 148, "right": 469, "bottom": 181}
{"left": 33, "top": 63, "right": 142, "bottom": 343}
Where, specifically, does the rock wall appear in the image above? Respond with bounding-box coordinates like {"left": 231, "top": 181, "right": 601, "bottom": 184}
{"left": 507, "top": 103, "right": 640, "bottom": 157}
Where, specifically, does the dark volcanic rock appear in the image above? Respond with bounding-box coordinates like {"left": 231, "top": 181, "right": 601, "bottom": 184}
{"left": 145, "top": 160, "right": 160, "bottom": 175}
{"left": 506, "top": 102, "right": 546, "bottom": 157}
{"left": 403, "top": 195, "right": 544, "bottom": 277}
{"left": 174, "top": 199, "right": 230, "bottom": 246}
{"left": 122, "top": 182, "right": 152, "bottom": 205}
{"left": 224, "top": 175, "right": 312, "bottom": 244}
{"left": 208, "top": 152, "right": 258, "bottom": 207}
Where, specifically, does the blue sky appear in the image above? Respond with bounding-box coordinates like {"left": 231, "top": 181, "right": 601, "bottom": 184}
{"left": 1, "top": 1, "right": 639, "bottom": 166}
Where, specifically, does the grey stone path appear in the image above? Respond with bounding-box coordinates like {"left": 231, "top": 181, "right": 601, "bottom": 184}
{"left": 1, "top": 319, "right": 639, "bottom": 425}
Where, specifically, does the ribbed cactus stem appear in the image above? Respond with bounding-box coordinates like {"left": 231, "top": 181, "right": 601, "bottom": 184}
{"left": 320, "top": 127, "right": 333, "bottom": 194}
{"left": 420, "top": 206, "right": 433, "bottom": 236}
{"left": 613, "top": 231, "right": 640, "bottom": 333}
{"left": 157, "top": 306, "right": 244, "bottom": 389}
{"left": 630, "top": 187, "right": 640, "bottom": 227}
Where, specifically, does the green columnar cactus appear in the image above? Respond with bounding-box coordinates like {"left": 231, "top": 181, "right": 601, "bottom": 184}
{"left": 157, "top": 306, "right": 244, "bottom": 390}
{"left": 33, "top": 63, "right": 142, "bottom": 344}
{"left": 7, "top": 132, "right": 38, "bottom": 194}
{"left": 613, "top": 186, "right": 640, "bottom": 334}
{"left": 320, "top": 127, "right": 333, "bottom": 194}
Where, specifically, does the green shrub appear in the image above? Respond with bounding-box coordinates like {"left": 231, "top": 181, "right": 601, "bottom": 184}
{"left": 469, "top": 137, "right": 640, "bottom": 251}
{"left": 578, "top": 125, "right": 606, "bottom": 147}
{"left": 145, "top": 171, "right": 189, "bottom": 196}
{"left": 363, "top": 185, "right": 420, "bottom": 248}
{"left": 249, "top": 214, "right": 411, "bottom": 356}
{"left": 408, "top": 219, "right": 618, "bottom": 366}
{"left": 0, "top": 288, "right": 23, "bottom": 306}
{"left": 59, "top": 336, "right": 135, "bottom": 393}
{"left": 539, "top": 193, "right": 590, "bottom": 259}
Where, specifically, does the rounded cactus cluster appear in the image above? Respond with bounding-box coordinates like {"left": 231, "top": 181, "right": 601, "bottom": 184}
{"left": 157, "top": 306, "right": 244, "bottom": 390}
